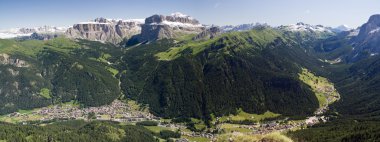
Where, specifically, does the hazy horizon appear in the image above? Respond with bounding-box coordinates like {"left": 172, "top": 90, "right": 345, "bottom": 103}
{"left": 0, "top": 0, "right": 379, "bottom": 30}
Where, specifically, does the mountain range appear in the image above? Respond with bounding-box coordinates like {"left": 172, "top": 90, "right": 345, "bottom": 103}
{"left": 0, "top": 12, "right": 353, "bottom": 44}
{"left": 1, "top": 12, "right": 380, "bottom": 141}
{"left": 0, "top": 26, "right": 67, "bottom": 39}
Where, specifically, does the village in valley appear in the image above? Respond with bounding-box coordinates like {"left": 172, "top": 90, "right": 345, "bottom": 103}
{"left": 1, "top": 100, "right": 160, "bottom": 124}
{"left": 0, "top": 68, "right": 341, "bottom": 142}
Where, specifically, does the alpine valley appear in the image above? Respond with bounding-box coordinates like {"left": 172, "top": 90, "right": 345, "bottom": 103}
{"left": 1, "top": 11, "right": 380, "bottom": 142}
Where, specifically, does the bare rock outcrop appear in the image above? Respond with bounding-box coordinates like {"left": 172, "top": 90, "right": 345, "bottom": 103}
{"left": 66, "top": 13, "right": 206, "bottom": 44}
{"left": 138, "top": 12, "right": 205, "bottom": 42}
{"left": 0, "top": 54, "right": 29, "bottom": 67}
{"left": 65, "top": 18, "right": 143, "bottom": 44}
{"left": 193, "top": 26, "right": 221, "bottom": 40}
{"left": 349, "top": 14, "right": 380, "bottom": 61}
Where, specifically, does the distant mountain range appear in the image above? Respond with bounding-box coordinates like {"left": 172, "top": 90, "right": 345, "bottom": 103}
{"left": 220, "top": 23, "right": 270, "bottom": 32}
{"left": 0, "top": 26, "right": 67, "bottom": 39}
{"left": 314, "top": 14, "right": 380, "bottom": 62}
{"left": 333, "top": 24, "right": 352, "bottom": 32}
{"left": 0, "top": 12, "right": 354, "bottom": 44}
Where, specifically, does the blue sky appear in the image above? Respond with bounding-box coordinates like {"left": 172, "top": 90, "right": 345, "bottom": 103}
{"left": 0, "top": 0, "right": 379, "bottom": 29}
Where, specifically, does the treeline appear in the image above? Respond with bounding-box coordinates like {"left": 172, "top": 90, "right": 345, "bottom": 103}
{"left": 0, "top": 120, "right": 156, "bottom": 142}
{"left": 288, "top": 119, "right": 380, "bottom": 142}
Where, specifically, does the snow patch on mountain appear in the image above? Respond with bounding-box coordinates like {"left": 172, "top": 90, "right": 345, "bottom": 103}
{"left": 370, "top": 53, "right": 378, "bottom": 56}
{"left": 279, "top": 22, "right": 333, "bottom": 33}
{"left": 78, "top": 22, "right": 110, "bottom": 25}
{"left": 369, "top": 27, "right": 380, "bottom": 34}
{"left": 171, "top": 12, "right": 194, "bottom": 20}
{"left": 122, "top": 19, "right": 145, "bottom": 23}
{"left": 155, "top": 21, "right": 203, "bottom": 28}
{"left": 334, "top": 25, "right": 352, "bottom": 32}
{"left": 146, "top": 13, "right": 202, "bottom": 28}
{"left": 221, "top": 23, "right": 269, "bottom": 32}
{"left": 79, "top": 18, "right": 145, "bottom": 25}
{"left": 0, "top": 33, "right": 32, "bottom": 39}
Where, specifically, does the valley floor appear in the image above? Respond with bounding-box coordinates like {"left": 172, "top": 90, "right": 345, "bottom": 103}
{"left": 0, "top": 68, "right": 340, "bottom": 142}
{"left": 0, "top": 100, "right": 157, "bottom": 124}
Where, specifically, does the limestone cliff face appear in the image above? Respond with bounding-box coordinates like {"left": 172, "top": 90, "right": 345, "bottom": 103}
{"left": 138, "top": 12, "right": 205, "bottom": 41}
{"left": 66, "top": 13, "right": 206, "bottom": 44}
{"left": 65, "top": 18, "right": 143, "bottom": 44}
{"left": 144, "top": 13, "right": 200, "bottom": 25}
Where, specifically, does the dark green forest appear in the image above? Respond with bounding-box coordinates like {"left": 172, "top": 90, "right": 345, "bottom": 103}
{"left": 288, "top": 119, "right": 380, "bottom": 142}
{"left": 0, "top": 120, "right": 156, "bottom": 142}
{"left": 0, "top": 39, "right": 121, "bottom": 114}
{"left": 119, "top": 28, "right": 322, "bottom": 119}
{"left": 287, "top": 24, "right": 380, "bottom": 140}
{"left": 2, "top": 25, "right": 380, "bottom": 141}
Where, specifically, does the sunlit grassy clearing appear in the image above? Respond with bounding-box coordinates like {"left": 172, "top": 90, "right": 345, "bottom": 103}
{"left": 182, "top": 136, "right": 210, "bottom": 142}
{"left": 144, "top": 126, "right": 176, "bottom": 133}
{"left": 298, "top": 68, "right": 339, "bottom": 107}
{"left": 218, "top": 110, "right": 281, "bottom": 123}
{"left": 219, "top": 123, "right": 252, "bottom": 133}
{"left": 39, "top": 88, "right": 52, "bottom": 99}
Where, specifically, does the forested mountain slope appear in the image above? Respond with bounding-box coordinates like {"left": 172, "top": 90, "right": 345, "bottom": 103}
{"left": 119, "top": 27, "right": 327, "bottom": 119}
{"left": 0, "top": 38, "right": 121, "bottom": 114}
{"left": 287, "top": 15, "right": 380, "bottom": 141}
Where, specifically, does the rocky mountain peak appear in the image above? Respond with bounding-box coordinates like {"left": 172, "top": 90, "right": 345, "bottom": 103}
{"left": 348, "top": 14, "right": 380, "bottom": 61}
{"left": 168, "top": 12, "right": 198, "bottom": 24}
{"left": 144, "top": 13, "right": 200, "bottom": 26}
{"left": 357, "top": 14, "right": 380, "bottom": 37}
{"left": 94, "top": 17, "right": 109, "bottom": 23}
{"left": 193, "top": 26, "right": 221, "bottom": 40}
{"left": 138, "top": 13, "right": 204, "bottom": 42}
{"left": 368, "top": 14, "right": 380, "bottom": 25}
{"left": 65, "top": 17, "right": 143, "bottom": 44}
{"left": 144, "top": 15, "right": 166, "bottom": 24}
{"left": 296, "top": 22, "right": 306, "bottom": 26}
{"left": 18, "top": 28, "right": 36, "bottom": 34}
{"left": 221, "top": 23, "right": 269, "bottom": 32}
{"left": 333, "top": 25, "right": 352, "bottom": 32}
{"left": 170, "top": 12, "right": 189, "bottom": 18}
{"left": 278, "top": 22, "right": 333, "bottom": 33}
